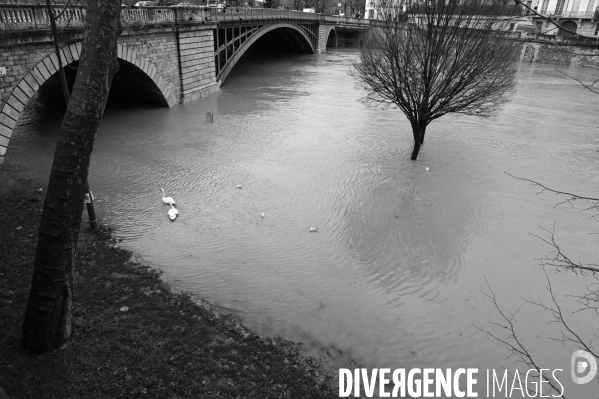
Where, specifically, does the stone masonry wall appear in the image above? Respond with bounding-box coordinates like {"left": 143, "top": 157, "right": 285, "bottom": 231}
{"left": 1, "top": 24, "right": 219, "bottom": 108}
{"left": 118, "top": 28, "right": 182, "bottom": 103}
{"left": 0, "top": 34, "right": 74, "bottom": 104}
{"left": 178, "top": 28, "right": 218, "bottom": 103}
{"left": 520, "top": 41, "right": 599, "bottom": 68}
{"left": 316, "top": 24, "right": 328, "bottom": 53}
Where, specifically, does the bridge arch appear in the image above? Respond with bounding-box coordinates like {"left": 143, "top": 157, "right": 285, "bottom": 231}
{"left": 326, "top": 27, "right": 337, "bottom": 48}
{"left": 216, "top": 23, "right": 316, "bottom": 84}
{"left": 0, "top": 42, "right": 176, "bottom": 163}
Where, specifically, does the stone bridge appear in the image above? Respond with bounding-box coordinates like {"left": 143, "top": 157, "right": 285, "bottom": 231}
{"left": 0, "top": 3, "right": 373, "bottom": 164}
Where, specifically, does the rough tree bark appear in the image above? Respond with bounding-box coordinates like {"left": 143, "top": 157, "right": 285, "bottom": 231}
{"left": 21, "top": 0, "right": 122, "bottom": 353}
{"left": 411, "top": 122, "right": 426, "bottom": 159}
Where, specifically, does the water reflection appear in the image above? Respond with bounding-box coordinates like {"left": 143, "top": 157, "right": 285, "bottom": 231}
{"left": 4, "top": 49, "right": 599, "bottom": 397}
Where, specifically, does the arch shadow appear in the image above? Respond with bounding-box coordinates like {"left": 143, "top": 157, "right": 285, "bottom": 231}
{"left": 217, "top": 23, "right": 315, "bottom": 84}
{"left": 326, "top": 27, "right": 337, "bottom": 48}
{"left": 0, "top": 42, "right": 176, "bottom": 164}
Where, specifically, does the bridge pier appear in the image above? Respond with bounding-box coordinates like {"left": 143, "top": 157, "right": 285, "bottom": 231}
{"left": 316, "top": 25, "right": 330, "bottom": 53}
{"left": 176, "top": 27, "right": 219, "bottom": 104}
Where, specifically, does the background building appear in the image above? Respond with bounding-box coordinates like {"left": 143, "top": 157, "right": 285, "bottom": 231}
{"left": 526, "top": 0, "right": 599, "bottom": 36}
{"left": 363, "top": 0, "right": 405, "bottom": 19}
{"left": 531, "top": 0, "right": 599, "bottom": 16}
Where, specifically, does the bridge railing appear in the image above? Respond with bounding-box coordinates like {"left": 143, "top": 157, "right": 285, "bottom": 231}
{"left": 198, "top": 7, "right": 369, "bottom": 24}
{"left": 0, "top": 4, "right": 85, "bottom": 30}
{"left": 0, "top": 4, "right": 372, "bottom": 31}
{"left": 121, "top": 7, "right": 175, "bottom": 24}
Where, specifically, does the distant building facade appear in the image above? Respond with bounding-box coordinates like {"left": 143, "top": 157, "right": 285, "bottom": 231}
{"left": 362, "top": 0, "right": 599, "bottom": 37}
{"left": 363, "top": 0, "right": 406, "bottom": 19}
{"left": 525, "top": 0, "right": 599, "bottom": 37}
{"left": 528, "top": 0, "right": 598, "bottom": 16}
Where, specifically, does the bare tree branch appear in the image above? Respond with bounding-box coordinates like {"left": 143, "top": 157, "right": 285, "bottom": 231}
{"left": 476, "top": 278, "right": 567, "bottom": 398}
{"left": 505, "top": 173, "right": 599, "bottom": 212}
{"left": 555, "top": 70, "right": 599, "bottom": 95}
{"left": 526, "top": 270, "right": 598, "bottom": 361}
{"left": 533, "top": 226, "right": 599, "bottom": 276}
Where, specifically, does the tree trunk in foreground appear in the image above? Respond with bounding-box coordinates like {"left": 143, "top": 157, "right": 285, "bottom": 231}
{"left": 21, "top": 0, "right": 121, "bottom": 353}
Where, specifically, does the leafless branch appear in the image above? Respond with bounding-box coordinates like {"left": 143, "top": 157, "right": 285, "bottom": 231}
{"left": 476, "top": 278, "right": 567, "bottom": 398}
{"left": 505, "top": 173, "right": 599, "bottom": 212}
{"left": 555, "top": 70, "right": 599, "bottom": 95}
{"left": 526, "top": 270, "right": 598, "bottom": 361}
{"left": 534, "top": 226, "right": 599, "bottom": 276}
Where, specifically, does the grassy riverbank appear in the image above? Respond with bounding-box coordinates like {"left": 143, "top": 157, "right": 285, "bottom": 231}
{"left": 0, "top": 187, "right": 341, "bottom": 398}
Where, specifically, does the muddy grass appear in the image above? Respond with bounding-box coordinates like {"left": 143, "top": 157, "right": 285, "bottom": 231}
{"left": 0, "top": 188, "right": 344, "bottom": 398}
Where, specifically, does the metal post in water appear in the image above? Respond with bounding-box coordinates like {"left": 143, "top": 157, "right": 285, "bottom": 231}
{"left": 85, "top": 182, "right": 97, "bottom": 229}
{"left": 206, "top": 110, "right": 214, "bottom": 122}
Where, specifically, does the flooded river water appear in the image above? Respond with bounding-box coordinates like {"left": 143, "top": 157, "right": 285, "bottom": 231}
{"left": 4, "top": 49, "right": 599, "bottom": 396}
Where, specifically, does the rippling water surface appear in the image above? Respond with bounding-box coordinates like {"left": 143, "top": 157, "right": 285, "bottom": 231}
{"left": 5, "top": 49, "right": 599, "bottom": 396}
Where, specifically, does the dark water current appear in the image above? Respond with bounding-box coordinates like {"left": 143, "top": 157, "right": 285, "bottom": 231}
{"left": 4, "top": 49, "right": 599, "bottom": 396}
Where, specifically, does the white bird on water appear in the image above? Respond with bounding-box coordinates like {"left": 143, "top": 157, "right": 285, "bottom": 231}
{"left": 236, "top": 184, "right": 243, "bottom": 189}
{"left": 261, "top": 211, "right": 265, "bottom": 219}
{"left": 168, "top": 204, "right": 179, "bottom": 220}
{"left": 160, "top": 188, "right": 176, "bottom": 206}
{"left": 309, "top": 227, "right": 319, "bottom": 233}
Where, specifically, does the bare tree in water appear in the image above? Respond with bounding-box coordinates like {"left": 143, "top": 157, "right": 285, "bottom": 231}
{"left": 352, "top": 0, "right": 519, "bottom": 160}
{"left": 21, "top": 0, "right": 122, "bottom": 353}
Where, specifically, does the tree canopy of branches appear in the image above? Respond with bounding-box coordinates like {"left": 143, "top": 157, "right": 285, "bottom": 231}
{"left": 353, "top": 0, "right": 520, "bottom": 160}
{"left": 265, "top": 0, "right": 281, "bottom": 8}
{"left": 21, "top": 0, "right": 122, "bottom": 353}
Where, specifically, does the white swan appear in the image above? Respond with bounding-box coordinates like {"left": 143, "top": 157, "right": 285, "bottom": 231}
{"left": 160, "top": 188, "right": 176, "bottom": 206}
{"left": 309, "top": 227, "right": 319, "bottom": 233}
{"left": 236, "top": 184, "right": 243, "bottom": 189}
{"left": 261, "top": 211, "right": 265, "bottom": 218}
{"left": 168, "top": 204, "right": 179, "bottom": 220}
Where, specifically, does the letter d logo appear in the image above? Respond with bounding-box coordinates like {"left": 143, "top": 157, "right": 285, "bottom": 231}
{"left": 571, "top": 350, "right": 598, "bottom": 385}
